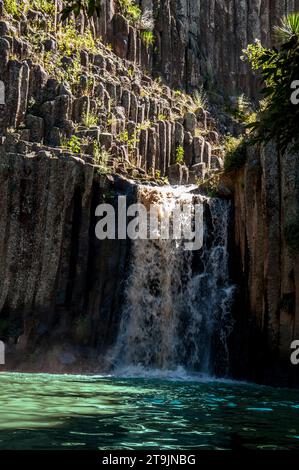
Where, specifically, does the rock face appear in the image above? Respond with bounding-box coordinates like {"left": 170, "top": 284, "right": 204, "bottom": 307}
{"left": 231, "top": 144, "right": 299, "bottom": 386}
{"left": 0, "top": 140, "right": 136, "bottom": 371}
{"left": 90, "top": 0, "right": 299, "bottom": 96}
{"left": 0, "top": 5, "right": 219, "bottom": 178}
{"left": 0, "top": 1, "right": 298, "bottom": 383}
{"left": 0, "top": 0, "right": 222, "bottom": 371}
{"left": 153, "top": 0, "right": 299, "bottom": 96}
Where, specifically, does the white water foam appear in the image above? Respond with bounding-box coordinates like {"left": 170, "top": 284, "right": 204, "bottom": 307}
{"left": 110, "top": 185, "right": 235, "bottom": 377}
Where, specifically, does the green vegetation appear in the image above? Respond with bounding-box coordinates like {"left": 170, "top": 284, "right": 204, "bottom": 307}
{"left": 136, "top": 120, "right": 151, "bottom": 131}
{"left": 3, "top": 0, "right": 19, "bottom": 15}
{"left": 284, "top": 217, "right": 299, "bottom": 254}
{"left": 82, "top": 110, "right": 98, "bottom": 127}
{"left": 27, "top": 97, "right": 37, "bottom": 114}
{"left": 33, "top": 0, "right": 55, "bottom": 15}
{"left": 4, "top": 0, "right": 55, "bottom": 17}
{"left": 61, "top": 137, "right": 112, "bottom": 170}
{"left": 227, "top": 94, "right": 256, "bottom": 124}
{"left": 118, "top": 0, "right": 142, "bottom": 23}
{"left": 118, "top": 130, "right": 139, "bottom": 151}
{"left": 192, "top": 87, "right": 207, "bottom": 110}
{"left": 223, "top": 135, "right": 247, "bottom": 173}
{"left": 274, "top": 12, "right": 299, "bottom": 43}
{"left": 157, "top": 113, "right": 167, "bottom": 121}
{"left": 61, "top": 0, "right": 142, "bottom": 24}
{"left": 57, "top": 22, "right": 98, "bottom": 56}
{"left": 175, "top": 145, "right": 185, "bottom": 164}
{"left": 26, "top": 19, "right": 97, "bottom": 88}
{"left": 197, "top": 173, "right": 221, "bottom": 198}
{"left": 61, "top": 135, "right": 82, "bottom": 154}
{"left": 242, "top": 13, "right": 299, "bottom": 151}
{"left": 141, "top": 30, "right": 154, "bottom": 47}
{"left": 93, "top": 144, "right": 111, "bottom": 172}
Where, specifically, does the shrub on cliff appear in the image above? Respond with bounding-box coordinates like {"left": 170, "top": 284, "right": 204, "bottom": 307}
{"left": 242, "top": 13, "right": 299, "bottom": 152}
{"left": 223, "top": 136, "right": 247, "bottom": 173}
{"left": 61, "top": 0, "right": 142, "bottom": 24}
{"left": 3, "top": 0, "right": 19, "bottom": 16}
{"left": 61, "top": 0, "right": 101, "bottom": 20}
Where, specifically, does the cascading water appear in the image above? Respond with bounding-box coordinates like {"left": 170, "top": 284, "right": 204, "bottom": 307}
{"left": 112, "top": 185, "right": 235, "bottom": 376}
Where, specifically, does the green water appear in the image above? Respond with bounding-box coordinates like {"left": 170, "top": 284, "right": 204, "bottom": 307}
{"left": 0, "top": 372, "right": 298, "bottom": 450}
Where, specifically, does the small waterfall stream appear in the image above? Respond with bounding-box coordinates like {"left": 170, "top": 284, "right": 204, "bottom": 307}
{"left": 112, "top": 185, "right": 235, "bottom": 376}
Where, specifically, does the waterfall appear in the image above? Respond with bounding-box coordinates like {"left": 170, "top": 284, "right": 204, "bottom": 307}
{"left": 111, "top": 185, "right": 235, "bottom": 376}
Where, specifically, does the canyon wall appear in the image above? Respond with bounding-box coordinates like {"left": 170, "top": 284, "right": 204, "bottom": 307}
{"left": 95, "top": 0, "right": 299, "bottom": 96}
{"left": 0, "top": 0, "right": 219, "bottom": 370}
{"left": 0, "top": 141, "right": 136, "bottom": 370}
{"left": 231, "top": 144, "right": 299, "bottom": 386}
{"left": 0, "top": 0, "right": 298, "bottom": 383}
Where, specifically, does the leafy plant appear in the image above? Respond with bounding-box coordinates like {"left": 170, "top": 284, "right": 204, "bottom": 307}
{"left": 136, "top": 120, "right": 151, "bottom": 131}
{"left": 175, "top": 145, "right": 185, "bottom": 164}
{"left": 118, "top": 0, "right": 142, "bottom": 23}
{"left": 242, "top": 14, "right": 299, "bottom": 151}
{"left": 118, "top": 130, "right": 139, "bottom": 151}
{"left": 3, "top": 0, "right": 19, "bottom": 16}
{"left": 27, "top": 97, "right": 37, "bottom": 114}
{"left": 197, "top": 173, "right": 221, "bottom": 197}
{"left": 93, "top": 143, "right": 110, "bottom": 171}
{"left": 82, "top": 110, "right": 98, "bottom": 127}
{"left": 223, "top": 135, "right": 247, "bottom": 173}
{"left": 157, "top": 113, "right": 167, "bottom": 121}
{"left": 274, "top": 13, "right": 299, "bottom": 43}
{"left": 63, "top": 58, "right": 83, "bottom": 85}
{"left": 227, "top": 94, "right": 254, "bottom": 123}
{"left": 141, "top": 30, "right": 154, "bottom": 47}
{"left": 33, "top": 0, "right": 55, "bottom": 15}
{"left": 192, "top": 87, "right": 207, "bottom": 110}
{"left": 57, "top": 22, "right": 97, "bottom": 56}
{"left": 61, "top": 135, "right": 82, "bottom": 154}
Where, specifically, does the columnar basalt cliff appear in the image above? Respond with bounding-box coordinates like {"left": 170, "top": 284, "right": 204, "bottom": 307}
{"left": 91, "top": 0, "right": 299, "bottom": 96}
{"left": 0, "top": 0, "right": 298, "bottom": 385}
{"left": 0, "top": 0, "right": 221, "bottom": 371}
{"left": 0, "top": 142, "right": 137, "bottom": 370}
{"left": 0, "top": 2, "right": 223, "bottom": 179}
{"left": 229, "top": 144, "right": 299, "bottom": 386}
